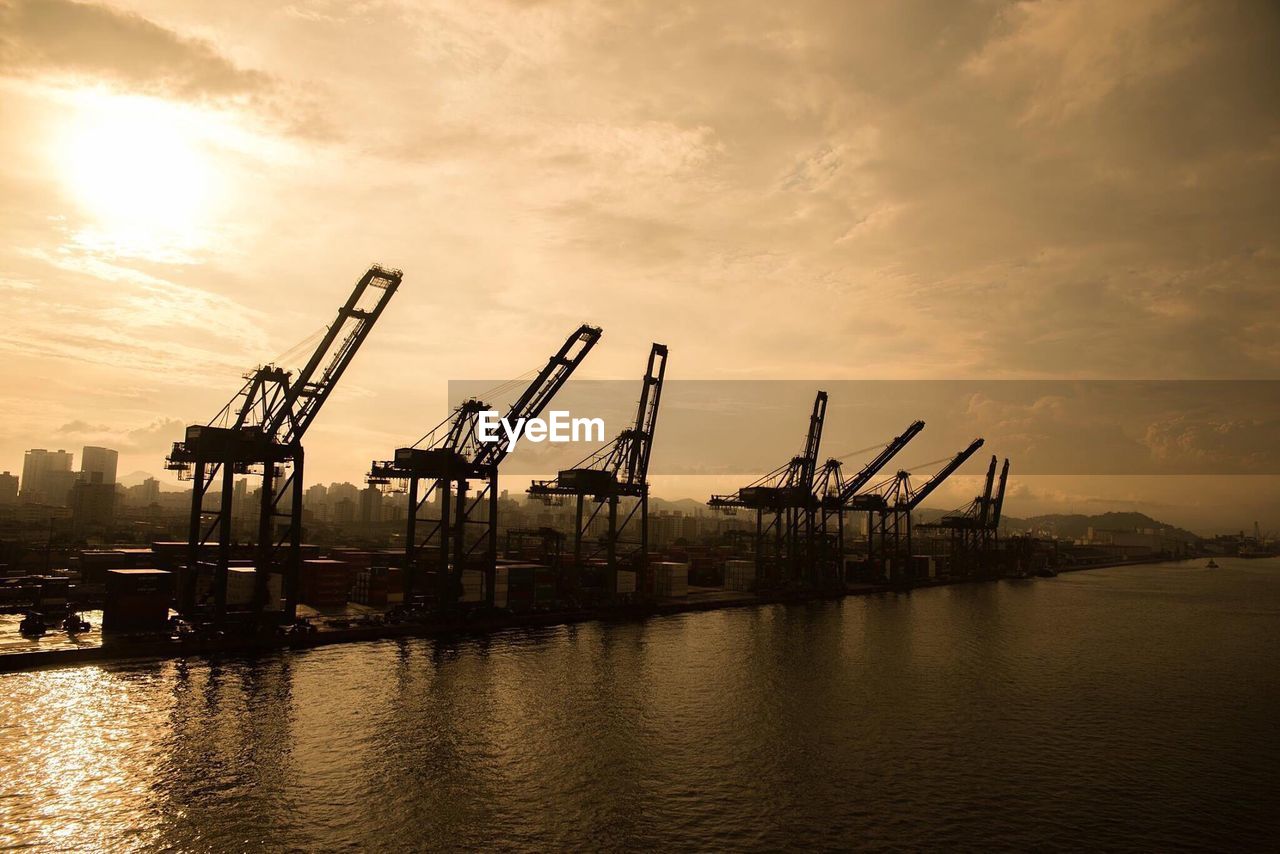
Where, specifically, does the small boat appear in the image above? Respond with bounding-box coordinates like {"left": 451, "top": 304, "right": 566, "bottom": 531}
{"left": 1206, "top": 559, "right": 1219, "bottom": 569}
{"left": 1035, "top": 566, "right": 1058, "bottom": 578}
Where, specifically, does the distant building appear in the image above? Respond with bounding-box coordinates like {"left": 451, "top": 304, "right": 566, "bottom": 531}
{"left": 328, "top": 482, "right": 360, "bottom": 504}
{"left": 71, "top": 479, "right": 117, "bottom": 534}
{"left": 1086, "top": 525, "right": 1194, "bottom": 557}
{"left": 333, "top": 497, "right": 357, "bottom": 524}
{"left": 232, "top": 477, "right": 251, "bottom": 520}
{"left": 20, "top": 448, "right": 74, "bottom": 504}
{"left": 124, "top": 477, "right": 162, "bottom": 508}
{"left": 383, "top": 494, "right": 407, "bottom": 522}
{"left": 0, "top": 471, "right": 17, "bottom": 505}
{"left": 359, "top": 485, "right": 383, "bottom": 523}
{"left": 80, "top": 446, "right": 119, "bottom": 485}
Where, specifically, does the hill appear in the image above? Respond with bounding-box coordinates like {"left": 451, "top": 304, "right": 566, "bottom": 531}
{"left": 1003, "top": 511, "right": 1201, "bottom": 543}
{"left": 914, "top": 508, "right": 1201, "bottom": 542}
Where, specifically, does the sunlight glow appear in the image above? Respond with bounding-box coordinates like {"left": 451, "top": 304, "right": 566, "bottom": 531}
{"left": 55, "top": 92, "right": 221, "bottom": 261}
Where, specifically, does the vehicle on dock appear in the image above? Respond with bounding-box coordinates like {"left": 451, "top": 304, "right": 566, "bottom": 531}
{"left": 61, "top": 611, "right": 91, "bottom": 634}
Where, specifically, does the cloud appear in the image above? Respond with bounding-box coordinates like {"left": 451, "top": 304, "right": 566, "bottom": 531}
{"left": 57, "top": 419, "right": 111, "bottom": 435}
{"left": 959, "top": 383, "right": 1280, "bottom": 475}
{"left": 964, "top": 0, "right": 1205, "bottom": 124}
{"left": 54, "top": 417, "right": 186, "bottom": 454}
{"left": 1143, "top": 417, "right": 1280, "bottom": 474}
{"left": 0, "top": 0, "right": 268, "bottom": 98}
{"left": 1, "top": 0, "right": 1279, "bottom": 517}
{"left": 5, "top": 244, "right": 268, "bottom": 365}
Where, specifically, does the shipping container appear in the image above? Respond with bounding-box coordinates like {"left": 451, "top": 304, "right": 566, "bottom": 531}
{"left": 103, "top": 569, "right": 173, "bottom": 632}
{"left": 724, "top": 559, "right": 756, "bottom": 591}
{"left": 350, "top": 567, "right": 389, "bottom": 606}
{"left": 460, "top": 568, "right": 485, "bottom": 603}
{"left": 653, "top": 561, "right": 689, "bottom": 597}
{"left": 224, "top": 567, "right": 283, "bottom": 609}
{"left": 300, "top": 558, "right": 351, "bottom": 606}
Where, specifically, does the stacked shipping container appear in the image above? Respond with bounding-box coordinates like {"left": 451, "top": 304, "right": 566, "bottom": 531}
{"left": 724, "top": 559, "right": 756, "bottom": 591}
{"left": 103, "top": 568, "right": 172, "bottom": 632}
{"left": 652, "top": 561, "right": 689, "bottom": 597}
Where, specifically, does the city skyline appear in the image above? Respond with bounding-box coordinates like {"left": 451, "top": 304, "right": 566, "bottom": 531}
{"left": 0, "top": 436, "right": 1267, "bottom": 537}
{"left": 1, "top": 6, "right": 1275, "bottom": 850}
{"left": 2, "top": 1, "right": 1278, "bottom": 531}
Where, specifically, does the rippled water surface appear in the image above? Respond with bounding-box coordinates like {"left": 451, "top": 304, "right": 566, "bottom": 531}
{"left": 2, "top": 559, "right": 1278, "bottom": 851}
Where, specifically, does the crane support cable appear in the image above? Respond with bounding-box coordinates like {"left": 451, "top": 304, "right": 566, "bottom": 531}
{"left": 898, "top": 454, "right": 956, "bottom": 474}
{"left": 828, "top": 441, "right": 888, "bottom": 463}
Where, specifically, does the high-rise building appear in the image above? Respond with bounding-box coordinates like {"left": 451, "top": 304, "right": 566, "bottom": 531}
{"left": 20, "top": 448, "right": 74, "bottom": 504}
{"left": 80, "top": 446, "right": 119, "bottom": 485}
{"left": 125, "top": 477, "right": 162, "bottom": 508}
{"left": 0, "top": 471, "right": 17, "bottom": 505}
{"left": 359, "top": 485, "right": 383, "bottom": 523}
{"left": 328, "top": 482, "right": 360, "bottom": 504}
{"left": 139, "top": 477, "right": 160, "bottom": 506}
{"left": 233, "top": 477, "right": 250, "bottom": 520}
{"left": 71, "top": 480, "right": 117, "bottom": 534}
{"left": 333, "top": 497, "right": 357, "bottom": 524}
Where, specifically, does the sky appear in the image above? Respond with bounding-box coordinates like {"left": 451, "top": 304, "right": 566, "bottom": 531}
{"left": 0, "top": 0, "right": 1277, "bottom": 533}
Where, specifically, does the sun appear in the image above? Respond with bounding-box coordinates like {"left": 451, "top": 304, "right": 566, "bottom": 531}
{"left": 55, "top": 93, "right": 219, "bottom": 259}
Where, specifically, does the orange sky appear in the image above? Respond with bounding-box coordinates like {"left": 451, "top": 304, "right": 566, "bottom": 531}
{"left": 0, "top": 0, "right": 1277, "bottom": 531}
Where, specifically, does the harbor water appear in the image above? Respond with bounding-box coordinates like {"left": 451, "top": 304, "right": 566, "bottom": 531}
{"left": 2, "top": 559, "right": 1278, "bottom": 850}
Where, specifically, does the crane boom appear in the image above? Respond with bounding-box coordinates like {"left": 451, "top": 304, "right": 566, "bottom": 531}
{"left": 269, "top": 266, "right": 401, "bottom": 445}
{"left": 528, "top": 342, "right": 668, "bottom": 498}
{"left": 473, "top": 324, "right": 601, "bottom": 468}
{"left": 709, "top": 389, "right": 828, "bottom": 508}
{"left": 799, "top": 391, "right": 828, "bottom": 492}
{"left": 836, "top": 420, "right": 925, "bottom": 503}
{"left": 373, "top": 324, "right": 602, "bottom": 485}
{"left": 989, "top": 458, "right": 1010, "bottom": 528}
{"left": 977, "top": 455, "right": 998, "bottom": 526}
{"left": 627, "top": 343, "right": 668, "bottom": 486}
{"left": 168, "top": 264, "right": 401, "bottom": 471}
{"left": 906, "top": 438, "right": 984, "bottom": 509}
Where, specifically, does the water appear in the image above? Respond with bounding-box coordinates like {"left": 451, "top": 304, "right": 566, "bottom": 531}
{"left": 2, "top": 559, "right": 1278, "bottom": 851}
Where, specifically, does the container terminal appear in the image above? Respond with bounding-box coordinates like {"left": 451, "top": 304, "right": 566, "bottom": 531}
{"left": 0, "top": 266, "right": 1206, "bottom": 671}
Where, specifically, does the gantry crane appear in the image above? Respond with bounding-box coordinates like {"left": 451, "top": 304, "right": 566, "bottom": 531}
{"left": 370, "top": 324, "right": 601, "bottom": 611}
{"left": 919, "top": 456, "right": 1010, "bottom": 578}
{"left": 814, "top": 420, "right": 925, "bottom": 584}
{"left": 166, "top": 265, "right": 402, "bottom": 622}
{"left": 709, "top": 390, "right": 827, "bottom": 589}
{"left": 528, "top": 343, "right": 668, "bottom": 599}
{"left": 865, "top": 437, "right": 985, "bottom": 582}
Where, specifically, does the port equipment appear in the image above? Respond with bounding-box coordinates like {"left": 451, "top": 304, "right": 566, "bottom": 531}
{"left": 708, "top": 390, "right": 828, "bottom": 589}
{"left": 865, "top": 438, "right": 985, "bottom": 581}
{"left": 528, "top": 343, "right": 668, "bottom": 598}
{"left": 370, "top": 325, "right": 601, "bottom": 611}
{"left": 166, "top": 265, "right": 402, "bottom": 622}
{"left": 504, "top": 527, "right": 565, "bottom": 567}
{"left": 814, "top": 420, "right": 925, "bottom": 584}
{"left": 918, "top": 456, "right": 1010, "bottom": 578}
